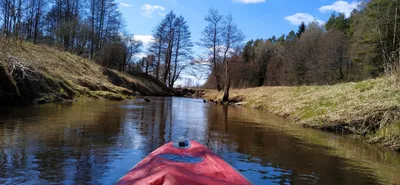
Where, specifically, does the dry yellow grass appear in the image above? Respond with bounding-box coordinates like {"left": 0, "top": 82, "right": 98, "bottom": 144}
{"left": 0, "top": 40, "right": 171, "bottom": 104}
{"left": 203, "top": 76, "right": 400, "bottom": 150}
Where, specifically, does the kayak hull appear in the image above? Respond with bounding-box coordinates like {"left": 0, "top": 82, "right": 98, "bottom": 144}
{"left": 117, "top": 140, "right": 252, "bottom": 185}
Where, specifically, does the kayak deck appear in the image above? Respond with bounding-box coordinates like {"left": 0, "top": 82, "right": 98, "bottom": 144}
{"left": 117, "top": 140, "right": 252, "bottom": 185}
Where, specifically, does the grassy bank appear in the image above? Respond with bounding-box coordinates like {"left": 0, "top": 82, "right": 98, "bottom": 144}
{"left": 0, "top": 40, "right": 172, "bottom": 105}
{"left": 202, "top": 76, "right": 400, "bottom": 151}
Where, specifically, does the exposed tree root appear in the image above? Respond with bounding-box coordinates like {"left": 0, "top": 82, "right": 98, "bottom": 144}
{"left": 7, "top": 56, "right": 40, "bottom": 82}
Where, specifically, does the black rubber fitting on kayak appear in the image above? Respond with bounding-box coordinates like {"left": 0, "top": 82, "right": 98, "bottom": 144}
{"left": 178, "top": 141, "right": 189, "bottom": 147}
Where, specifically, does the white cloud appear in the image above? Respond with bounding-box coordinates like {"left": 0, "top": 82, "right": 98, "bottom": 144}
{"left": 318, "top": 1, "right": 360, "bottom": 17}
{"left": 233, "top": 0, "right": 265, "bottom": 4}
{"left": 141, "top": 4, "right": 166, "bottom": 17}
{"left": 284, "top": 13, "right": 324, "bottom": 26}
{"left": 134, "top": 35, "right": 154, "bottom": 48}
{"left": 134, "top": 53, "right": 148, "bottom": 59}
{"left": 133, "top": 35, "right": 154, "bottom": 59}
{"left": 119, "top": 3, "right": 130, "bottom": 7}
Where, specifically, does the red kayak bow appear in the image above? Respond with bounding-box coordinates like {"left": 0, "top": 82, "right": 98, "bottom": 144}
{"left": 117, "top": 139, "right": 252, "bottom": 185}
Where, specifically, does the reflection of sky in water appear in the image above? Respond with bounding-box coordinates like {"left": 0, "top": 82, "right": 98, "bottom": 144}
{"left": 119, "top": 105, "right": 144, "bottom": 109}
{"left": 171, "top": 98, "right": 209, "bottom": 142}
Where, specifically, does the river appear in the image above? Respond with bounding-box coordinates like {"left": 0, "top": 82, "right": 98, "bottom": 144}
{"left": 0, "top": 97, "right": 399, "bottom": 185}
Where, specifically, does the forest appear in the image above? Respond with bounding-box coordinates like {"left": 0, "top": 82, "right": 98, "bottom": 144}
{"left": 201, "top": 0, "right": 400, "bottom": 91}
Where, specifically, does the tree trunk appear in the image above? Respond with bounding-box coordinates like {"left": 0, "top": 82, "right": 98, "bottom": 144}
{"left": 156, "top": 40, "right": 162, "bottom": 79}
{"left": 393, "top": 0, "right": 399, "bottom": 64}
{"left": 33, "top": 0, "right": 41, "bottom": 44}
{"left": 15, "top": 0, "right": 22, "bottom": 39}
{"left": 213, "top": 24, "right": 221, "bottom": 91}
{"left": 26, "top": 0, "right": 34, "bottom": 40}
{"left": 90, "top": 0, "right": 95, "bottom": 58}
{"left": 98, "top": 0, "right": 105, "bottom": 51}
{"left": 215, "top": 74, "right": 222, "bottom": 91}
{"left": 171, "top": 31, "right": 180, "bottom": 88}
{"left": 164, "top": 29, "right": 174, "bottom": 85}
{"left": 145, "top": 58, "right": 149, "bottom": 75}
{"left": 222, "top": 60, "right": 230, "bottom": 103}
{"left": 163, "top": 49, "right": 170, "bottom": 83}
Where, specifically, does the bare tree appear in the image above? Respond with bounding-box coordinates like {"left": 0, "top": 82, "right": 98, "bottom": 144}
{"left": 221, "top": 14, "right": 244, "bottom": 102}
{"left": 199, "top": 8, "right": 224, "bottom": 91}
{"left": 150, "top": 12, "right": 193, "bottom": 87}
{"left": 0, "top": 0, "right": 24, "bottom": 38}
{"left": 151, "top": 20, "right": 167, "bottom": 80}
{"left": 169, "top": 15, "right": 193, "bottom": 87}
{"left": 121, "top": 35, "right": 142, "bottom": 71}
{"left": 162, "top": 11, "right": 176, "bottom": 84}
{"left": 146, "top": 55, "right": 155, "bottom": 75}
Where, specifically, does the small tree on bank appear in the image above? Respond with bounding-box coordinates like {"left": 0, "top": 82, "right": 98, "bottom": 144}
{"left": 221, "top": 14, "right": 244, "bottom": 103}
{"left": 198, "top": 8, "right": 224, "bottom": 91}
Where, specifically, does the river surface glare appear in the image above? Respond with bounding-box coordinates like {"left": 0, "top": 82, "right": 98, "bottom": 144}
{"left": 0, "top": 97, "right": 399, "bottom": 185}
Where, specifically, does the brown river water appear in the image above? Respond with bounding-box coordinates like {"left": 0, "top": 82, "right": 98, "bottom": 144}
{"left": 0, "top": 97, "right": 399, "bottom": 185}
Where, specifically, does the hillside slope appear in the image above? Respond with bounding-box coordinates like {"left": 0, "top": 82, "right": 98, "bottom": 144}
{"left": 0, "top": 41, "right": 172, "bottom": 105}
{"left": 203, "top": 76, "right": 400, "bottom": 151}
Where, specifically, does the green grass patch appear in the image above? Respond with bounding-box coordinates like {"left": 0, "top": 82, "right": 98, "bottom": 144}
{"left": 354, "top": 80, "right": 377, "bottom": 92}
{"left": 376, "top": 122, "right": 400, "bottom": 140}
{"left": 92, "top": 91, "right": 124, "bottom": 100}
{"left": 297, "top": 106, "right": 328, "bottom": 120}
{"left": 292, "top": 86, "right": 309, "bottom": 94}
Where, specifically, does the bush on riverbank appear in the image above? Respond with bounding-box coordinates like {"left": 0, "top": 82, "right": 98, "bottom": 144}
{"left": 0, "top": 40, "right": 172, "bottom": 105}
{"left": 202, "top": 76, "right": 400, "bottom": 151}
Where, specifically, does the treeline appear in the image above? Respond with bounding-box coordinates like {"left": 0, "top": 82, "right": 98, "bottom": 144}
{"left": 135, "top": 11, "right": 193, "bottom": 88}
{"left": 204, "top": 0, "right": 400, "bottom": 88}
{"left": 0, "top": 0, "right": 141, "bottom": 72}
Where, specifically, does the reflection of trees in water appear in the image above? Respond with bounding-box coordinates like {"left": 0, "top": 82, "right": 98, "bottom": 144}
{"left": 158, "top": 99, "right": 167, "bottom": 146}
{"left": 0, "top": 102, "right": 125, "bottom": 184}
{"left": 0, "top": 149, "right": 6, "bottom": 180}
{"left": 132, "top": 98, "right": 173, "bottom": 155}
{"left": 205, "top": 105, "right": 231, "bottom": 152}
{"left": 207, "top": 105, "right": 229, "bottom": 153}
{"left": 34, "top": 147, "right": 67, "bottom": 183}
{"left": 0, "top": 146, "right": 30, "bottom": 183}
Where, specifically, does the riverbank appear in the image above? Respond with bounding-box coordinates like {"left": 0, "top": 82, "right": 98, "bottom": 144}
{"left": 201, "top": 76, "right": 400, "bottom": 151}
{"left": 0, "top": 41, "right": 173, "bottom": 105}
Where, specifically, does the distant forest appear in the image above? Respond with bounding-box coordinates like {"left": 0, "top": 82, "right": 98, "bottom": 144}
{"left": 203, "top": 0, "right": 400, "bottom": 89}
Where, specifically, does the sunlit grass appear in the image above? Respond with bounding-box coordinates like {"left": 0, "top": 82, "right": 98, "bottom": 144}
{"left": 0, "top": 39, "right": 167, "bottom": 103}
{"left": 376, "top": 122, "right": 400, "bottom": 141}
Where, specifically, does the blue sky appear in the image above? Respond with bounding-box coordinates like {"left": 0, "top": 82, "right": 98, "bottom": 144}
{"left": 115, "top": 0, "right": 359, "bottom": 85}
{"left": 116, "top": 0, "right": 359, "bottom": 49}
